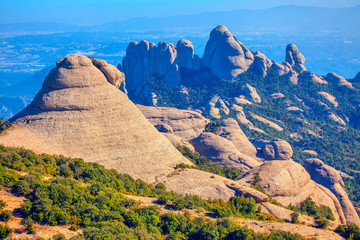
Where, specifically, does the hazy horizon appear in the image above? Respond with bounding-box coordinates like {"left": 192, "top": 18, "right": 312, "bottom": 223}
{"left": 1, "top": 0, "right": 360, "bottom": 25}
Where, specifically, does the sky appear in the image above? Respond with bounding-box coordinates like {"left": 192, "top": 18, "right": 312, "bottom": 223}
{"left": 1, "top": 0, "right": 360, "bottom": 25}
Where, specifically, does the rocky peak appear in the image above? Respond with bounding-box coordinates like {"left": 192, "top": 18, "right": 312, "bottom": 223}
{"left": 325, "top": 72, "right": 353, "bottom": 88}
{"left": 176, "top": 39, "right": 200, "bottom": 70}
{"left": 201, "top": 25, "right": 254, "bottom": 80}
{"left": 285, "top": 43, "right": 306, "bottom": 72}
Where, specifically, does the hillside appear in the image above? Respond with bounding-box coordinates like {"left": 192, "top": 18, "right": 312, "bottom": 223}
{"left": 0, "top": 145, "right": 350, "bottom": 239}
{"left": 120, "top": 25, "right": 360, "bottom": 214}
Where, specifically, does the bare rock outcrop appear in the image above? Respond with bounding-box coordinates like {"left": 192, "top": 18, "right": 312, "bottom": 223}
{"left": 243, "top": 84, "right": 261, "bottom": 103}
{"left": 219, "top": 118, "right": 258, "bottom": 159}
{"left": 262, "top": 139, "right": 293, "bottom": 160}
{"left": 285, "top": 43, "right": 306, "bottom": 72}
{"left": 91, "top": 58, "right": 125, "bottom": 88}
{"left": 239, "top": 160, "right": 346, "bottom": 225}
{"left": 175, "top": 39, "right": 201, "bottom": 70}
{"left": 192, "top": 132, "right": 261, "bottom": 171}
{"left": 201, "top": 25, "right": 254, "bottom": 80}
{"left": 304, "top": 158, "right": 360, "bottom": 226}
{"left": 0, "top": 55, "right": 274, "bottom": 202}
{"left": 250, "top": 51, "right": 273, "bottom": 78}
{"left": 325, "top": 72, "right": 353, "bottom": 89}
{"left": 137, "top": 105, "right": 208, "bottom": 140}
{"left": 1, "top": 55, "right": 192, "bottom": 183}
{"left": 122, "top": 39, "right": 201, "bottom": 105}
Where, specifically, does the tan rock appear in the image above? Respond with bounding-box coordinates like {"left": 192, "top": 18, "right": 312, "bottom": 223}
{"left": 270, "top": 93, "right": 285, "bottom": 99}
{"left": 220, "top": 118, "right": 258, "bottom": 158}
{"left": 285, "top": 43, "right": 306, "bottom": 72}
{"left": 328, "top": 112, "right": 346, "bottom": 125}
{"left": 91, "top": 58, "right": 125, "bottom": 88}
{"left": 262, "top": 139, "right": 293, "bottom": 160}
{"left": 304, "top": 158, "right": 360, "bottom": 226}
{"left": 325, "top": 72, "right": 353, "bottom": 89}
{"left": 250, "top": 113, "right": 283, "bottom": 131}
{"left": 239, "top": 160, "right": 345, "bottom": 224}
{"left": 137, "top": 105, "right": 209, "bottom": 140}
{"left": 243, "top": 84, "right": 261, "bottom": 103}
{"left": 201, "top": 25, "right": 254, "bottom": 80}
{"left": 192, "top": 132, "right": 261, "bottom": 171}
{"left": 2, "top": 55, "right": 191, "bottom": 184}
{"left": 318, "top": 91, "right": 338, "bottom": 107}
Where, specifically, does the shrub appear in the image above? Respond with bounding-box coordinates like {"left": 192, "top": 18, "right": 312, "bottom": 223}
{"left": 0, "top": 224, "right": 12, "bottom": 239}
{"left": 315, "top": 218, "right": 330, "bottom": 229}
{"left": 291, "top": 212, "right": 299, "bottom": 224}
{"left": 0, "top": 200, "right": 5, "bottom": 210}
{"left": 0, "top": 211, "right": 11, "bottom": 222}
{"left": 23, "top": 216, "right": 35, "bottom": 234}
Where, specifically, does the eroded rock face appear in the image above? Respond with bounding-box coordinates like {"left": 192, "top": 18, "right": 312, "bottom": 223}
{"left": 220, "top": 118, "right": 258, "bottom": 158}
{"left": 122, "top": 39, "right": 202, "bottom": 105}
{"left": 239, "top": 160, "right": 346, "bottom": 225}
{"left": 4, "top": 55, "right": 192, "bottom": 183}
{"left": 0, "top": 54, "right": 274, "bottom": 202}
{"left": 91, "top": 58, "right": 125, "bottom": 88}
{"left": 304, "top": 158, "right": 360, "bottom": 226}
{"left": 325, "top": 72, "right": 353, "bottom": 89}
{"left": 250, "top": 51, "right": 273, "bottom": 78}
{"left": 285, "top": 43, "right": 306, "bottom": 72}
{"left": 137, "top": 105, "right": 208, "bottom": 140}
{"left": 201, "top": 25, "right": 254, "bottom": 80}
{"left": 262, "top": 139, "right": 293, "bottom": 160}
{"left": 243, "top": 84, "right": 261, "bottom": 103}
{"left": 192, "top": 132, "right": 261, "bottom": 171}
{"left": 176, "top": 39, "right": 201, "bottom": 70}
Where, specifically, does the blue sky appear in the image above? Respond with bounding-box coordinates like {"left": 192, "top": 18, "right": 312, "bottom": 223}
{"left": 1, "top": 0, "right": 360, "bottom": 25}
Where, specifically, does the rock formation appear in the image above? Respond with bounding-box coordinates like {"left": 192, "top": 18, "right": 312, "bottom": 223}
{"left": 304, "top": 158, "right": 360, "bottom": 226}
{"left": 262, "top": 139, "right": 293, "bottom": 160}
{"left": 285, "top": 43, "right": 306, "bottom": 72}
{"left": 243, "top": 84, "right": 261, "bottom": 103}
{"left": 239, "top": 160, "right": 347, "bottom": 225}
{"left": 0, "top": 55, "right": 280, "bottom": 202}
{"left": 0, "top": 55, "right": 190, "bottom": 183}
{"left": 325, "top": 72, "right": 353, "bottom": 89}
{"left": 136, "top": 105, "right": 208, "bottom": 140}
{"left": 219, "top": 118, "right": 258, "bottom": 159}
{"left": 122, "top": 39, "right": 201, "bottom": 105}
{"left": 192, "top": 132, "right": 261, "bottom": 171}
{"left": 201, "top": 25, "right": 254, "bottom": 80}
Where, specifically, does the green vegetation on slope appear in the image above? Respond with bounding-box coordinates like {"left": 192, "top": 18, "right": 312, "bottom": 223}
{"left": 0, "top": 145, "right": 311, "bottom": 239}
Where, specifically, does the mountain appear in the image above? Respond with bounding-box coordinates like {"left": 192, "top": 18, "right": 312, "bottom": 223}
{"left": 120, "top": 25, "right": 360, "bottom": 224}
{"left": 98, "top": 5, "right": 360, "bottom": 33}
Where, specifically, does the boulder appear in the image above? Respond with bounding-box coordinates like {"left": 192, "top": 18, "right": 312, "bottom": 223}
{"left": 262, "top": 139, "right": 293, "bottom": 160}
{"left": 325, "top": 72, "right": 353, "bottom": 89}
{"left": 201, "top": 25, "right": 254, "bottom": 80}
{"left": 285, "top": 43, "right": 306, "bottom": 72}
{"left": 192, "top": 132, "right": 261, "bottom": 171}
{"left": 137, "top": 105, "right": 209, "bottom": 140}
{"left": 303, "top": 158, "right": 360, "bottom": 226}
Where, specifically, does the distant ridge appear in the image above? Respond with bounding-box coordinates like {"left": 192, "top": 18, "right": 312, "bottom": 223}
{"left": 1, "top": 5, "right": 359, "bottom": 34}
